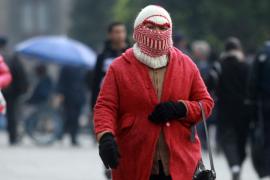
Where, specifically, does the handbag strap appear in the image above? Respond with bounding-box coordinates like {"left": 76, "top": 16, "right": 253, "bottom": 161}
{"left": 198, "top": 101, "right": 216, "bottom": 173}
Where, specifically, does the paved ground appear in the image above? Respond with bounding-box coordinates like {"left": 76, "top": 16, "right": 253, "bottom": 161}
{"left": 0, "top": 132, "right": 259, "bottom": 180}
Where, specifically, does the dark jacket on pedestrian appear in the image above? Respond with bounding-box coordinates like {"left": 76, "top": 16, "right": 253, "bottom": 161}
{"left": 57, "top": 66, "right": 87, "bottom": 106}
{"left": 249, "top": 41, "right": 270, "bottom": 177}
{"left": 250, "top": 42, "right": 270, "bottom": 103}
{"left": 27, "top": 75, "right": 53, "bottom": 105}
{"left": 216, "top": 49, "right": 252, "bottom": 169}
{"left": 3, "top": 55, "right": 28, "bottom": 101}
{"left": 2, "top": 55, "right": 28, "bottom": 144}
{"left": 87, "top": 41, "right": 128, "bottom": 109}
{"left": 217, "top": 50, "right": 250, "bottom": 106}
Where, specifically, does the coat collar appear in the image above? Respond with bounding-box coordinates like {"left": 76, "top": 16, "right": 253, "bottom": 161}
{"left": 132, "top": 43, "right": 169, "bottom": 69}
{"left": 121, "top": 47, "right": 181, "bottom": 65}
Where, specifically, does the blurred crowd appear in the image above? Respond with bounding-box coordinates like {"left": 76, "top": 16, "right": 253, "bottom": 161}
{"left": 0, "top": 22, "right": 270, "bottom": 180}
{"left": 173, "top": 33, "right": 270, "bottom": 180}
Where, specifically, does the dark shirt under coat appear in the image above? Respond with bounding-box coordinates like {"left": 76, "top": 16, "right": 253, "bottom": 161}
{"left": 87, "top": 40, "right": 128, "bottom": 109}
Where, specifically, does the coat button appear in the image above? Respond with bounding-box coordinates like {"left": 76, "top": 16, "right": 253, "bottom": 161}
{"left": 166, "top": 122, "right": 170, "bottom": 127}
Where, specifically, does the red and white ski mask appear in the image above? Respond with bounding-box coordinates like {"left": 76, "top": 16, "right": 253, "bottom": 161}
{"left": 133, "top": 5, "right": 173, "bottom": 69}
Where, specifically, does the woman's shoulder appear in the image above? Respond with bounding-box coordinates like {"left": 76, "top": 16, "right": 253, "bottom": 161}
{"left": 172, "top": 47, "right": 198, "bottom": 70}
{"left": 108, "top": 48, "right": 135, "bottom": 73}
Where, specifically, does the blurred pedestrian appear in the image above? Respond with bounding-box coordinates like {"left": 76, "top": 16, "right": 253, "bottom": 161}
{"left": 87, "top": 22, "right": 129, "bottom": 109}
{"left": 85, "top": 22, "right": 129, "bottom": 178}
{"left": 191, "top": 40, "right": 211, "bottom": 79}
{"left": 57, "top": 66, "right": 87, "bottom": 146}
{"left": 94, "top": 5, "right": 214, "bottom": 180}
{"left": 191, "top": 40, "right": 217, "bottom": 150}
{"left": 249, "top": 41, "right": 270, "bottom": 180}
{"left": 216, "top": 37, "right": 251, "bottom": 180}
{"left": 2, "top": 55, "right": 28, "bottom": 145}
{"left": 27, "top": 65, "right": 53, "bottom": 105}
{"left": 1, "top": 37, "right": 27, "bottom": 145}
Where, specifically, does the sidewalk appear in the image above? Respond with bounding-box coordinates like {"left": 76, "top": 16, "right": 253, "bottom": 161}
{"left": 0, "top": 132, "right": 259, "bottom": 180}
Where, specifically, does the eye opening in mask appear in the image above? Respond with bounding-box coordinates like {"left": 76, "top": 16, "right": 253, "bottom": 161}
{"left": 143, "top": 21, "right": 170, "bottom": 31}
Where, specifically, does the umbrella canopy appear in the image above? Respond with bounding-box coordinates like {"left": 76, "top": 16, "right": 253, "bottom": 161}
{"left": 15, "top": 36, "right": 97, "bottom": 69}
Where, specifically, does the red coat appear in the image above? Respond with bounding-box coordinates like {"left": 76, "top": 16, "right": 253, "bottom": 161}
{"left": 94, "top": 48, "right": 214, "bottom": 180}
{"left": 0, "top": 55, "right": 12, "bottom": 89}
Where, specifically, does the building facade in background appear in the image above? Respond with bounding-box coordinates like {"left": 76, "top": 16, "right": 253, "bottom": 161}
{"left": 0, "top": 0, "right": 73, "bottom": 47}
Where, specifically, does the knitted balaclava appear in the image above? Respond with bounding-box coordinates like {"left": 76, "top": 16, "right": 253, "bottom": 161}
{"left": 133, "top": 5, "right": 173, "bottom": 69}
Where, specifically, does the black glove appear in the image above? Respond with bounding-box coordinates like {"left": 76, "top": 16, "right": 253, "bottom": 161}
{"left": 99, "top": 133, "right": 120, "bottom": 169}
{"left": 148, "top": 101, "right": 187, "bottom": 124}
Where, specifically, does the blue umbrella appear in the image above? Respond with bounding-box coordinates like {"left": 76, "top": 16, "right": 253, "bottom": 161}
{"left": 15, "top": 36, "right": 97, "bottom": 69}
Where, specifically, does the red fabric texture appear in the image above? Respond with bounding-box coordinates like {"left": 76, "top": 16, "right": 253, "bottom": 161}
{"left": 94, "top": 47, "right": 214, "bottom": 180}
{"left": 0, "top": 55, "right": 12, "bottom": 89}
{"left": 133, "top": 24, "right": 172, "bottom": 57}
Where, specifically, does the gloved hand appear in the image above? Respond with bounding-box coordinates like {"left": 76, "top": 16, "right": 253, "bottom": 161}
{"left": 99, "top": 133, "right": 120, "bottom": 169}
{"left": 148, "top": 101, "right": 187, "bottom": 124}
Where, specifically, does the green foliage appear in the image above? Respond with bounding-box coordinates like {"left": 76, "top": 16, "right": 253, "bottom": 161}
{"left": 162, "top": 0, "right": 270, "bottom": 50}
{"left": 69, "top": 0, "right": 116, "bottom": 50}
{"left": 112, "top": 0, "right": 131, "bottom": 22}
{"left": 70, "top": 0, "right": 270, "bottom": 51}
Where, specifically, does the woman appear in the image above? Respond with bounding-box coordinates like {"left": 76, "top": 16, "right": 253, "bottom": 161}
{"left": 94, "top": 5, "right": 214, "bottom": 180}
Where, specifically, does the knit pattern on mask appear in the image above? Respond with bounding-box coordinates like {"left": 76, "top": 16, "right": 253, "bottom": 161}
{"left": 133, "top": 24, "right": 173, "bottom": 57}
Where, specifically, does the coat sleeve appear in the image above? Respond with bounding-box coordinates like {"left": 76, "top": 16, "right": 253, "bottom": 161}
{"left": 182, "top": 66, "right": 214, "bottom": 124}
{"left": 93, "top": 66, "right": 119, "bottom": 136}
{"left": 0, "top": 55, "right": 12, "bottom": 89}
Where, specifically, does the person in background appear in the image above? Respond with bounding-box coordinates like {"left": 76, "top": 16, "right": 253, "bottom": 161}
{"left": 27, "top": 65, "right": 53, "bottom": 105}
{"left": 216, "top": 37, "right": 251, "bottom": 180}
{"left": 249, "top": 41, "right": 270, "bottom": 180}
{"left": 1, "top": 37, "right": 27, "bottom": 145}
{"left": 3, "top": 55, "right": 28, "bottom": 145}
{"left": 85, "top": 21, "right": 129, "bottom": 180}
{"left": 191, "top": 40, "right": 211, "bottom": 79}
{"left": 57, "top": 66, "right": 87, "bottom": 146}
{"left": 191, "top": 40, "right": 216, "bottom": 150}
{"left": 86, "top": 22, "right": 129, "bottom": 109}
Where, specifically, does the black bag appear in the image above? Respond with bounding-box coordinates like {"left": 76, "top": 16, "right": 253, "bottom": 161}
{"left": 192, "top": 102, "right": 216, "bottom": 180}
